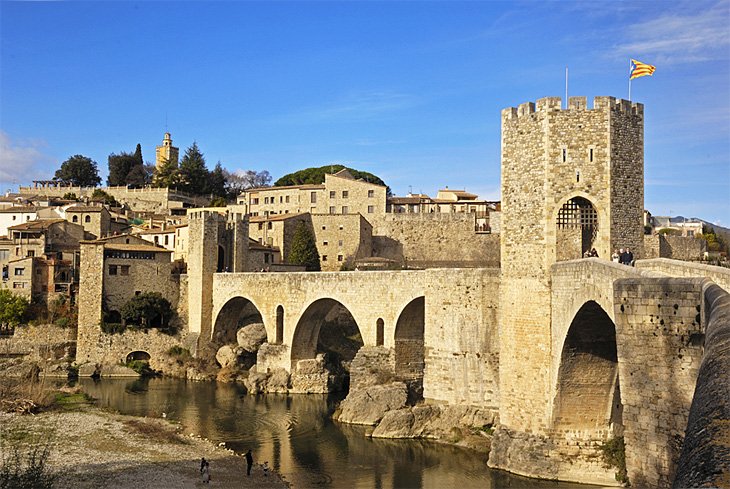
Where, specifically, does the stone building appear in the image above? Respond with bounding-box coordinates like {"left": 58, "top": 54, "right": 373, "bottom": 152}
{"left": 155, "top": 132, "right": 179, "bottom": 170}
{"left": 63, "top": 205, "right": 112, "bottom": 239}
{"left": 311, "top": 213, "right": 373, "bottom": 271}
{"left": 494, "top": 96, "right": 645, "bottom": 477}
{"left": 238, "top": 169, "right": 387, "bottom": 217}
{"left": 0, "top": 205, "right": 40, "bottom": 236}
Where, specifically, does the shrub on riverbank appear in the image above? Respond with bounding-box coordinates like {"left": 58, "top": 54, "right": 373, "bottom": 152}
{"left": 0, "top": 438, "right": 55, "bottom": 489}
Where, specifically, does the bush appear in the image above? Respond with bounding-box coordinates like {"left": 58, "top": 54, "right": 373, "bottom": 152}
{"left": 0, "top": 441, "right": 55, "bottom": 489}
{"left": 599, "top": 436, "right": 628, "bottom": 484}
{"left": 126, "top": 360, "right": 158, "bottom": 377}
{"left": 101, "top": 322, "right": 126, "bottom": 335}
{"left": 121, "top": 292, "right": 175, "bottom": 330}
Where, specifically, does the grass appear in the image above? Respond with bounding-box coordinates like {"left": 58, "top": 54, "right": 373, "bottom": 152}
{"left": 0, "top": 434, "right": 55, "bottom": 489}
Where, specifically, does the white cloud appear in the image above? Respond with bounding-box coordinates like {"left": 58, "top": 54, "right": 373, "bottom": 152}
{"left": 0, "top": 131, "right": 50, "bottom": 186}
{"left": 613, "top": 2, "right": 730, "bottom": 64}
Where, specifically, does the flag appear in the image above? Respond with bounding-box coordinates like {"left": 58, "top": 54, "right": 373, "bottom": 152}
{"left": 630, "top": 59, "right": 656, "bottom": 80}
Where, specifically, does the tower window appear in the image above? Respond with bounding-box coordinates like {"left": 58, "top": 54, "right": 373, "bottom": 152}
{"left": 576, "top": 170, "right": 581, "bottom": 183}
{"left": 562, "top": 148, "right": 567, "bottom": 162}
{"left": 589, "top": 148, "right": 594, "bottom": 162}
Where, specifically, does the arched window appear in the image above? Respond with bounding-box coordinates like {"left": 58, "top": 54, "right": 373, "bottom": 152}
{"left": 72, "top": 215, "right": 78, "bottom": 223}
{"left": 85, "top": 215, "right": 91, "bottom": 223}
{"left": 376, "top": 318, "right": 384, "bottom": 346}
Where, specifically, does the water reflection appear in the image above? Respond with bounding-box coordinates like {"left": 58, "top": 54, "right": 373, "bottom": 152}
{"left": 80, "top": 378, "right": 598, "bottom": 489}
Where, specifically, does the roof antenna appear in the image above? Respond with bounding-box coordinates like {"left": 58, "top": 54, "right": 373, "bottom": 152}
{"left": 409, "top": 185, "right": 412, "bottom": 195}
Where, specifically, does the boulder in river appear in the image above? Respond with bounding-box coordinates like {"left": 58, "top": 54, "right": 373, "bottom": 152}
{"left": 335, "top": 382, "right": 408, "bottom": 425}
{"left": 236, "top": 323, "right": 267, "bottom": 353}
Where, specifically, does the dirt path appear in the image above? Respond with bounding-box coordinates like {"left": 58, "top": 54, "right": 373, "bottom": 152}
{"left": 1, "top": 408, "right": 288, "bottom": 488}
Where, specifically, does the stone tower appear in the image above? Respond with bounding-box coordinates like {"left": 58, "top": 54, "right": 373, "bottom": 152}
{"left": 493, "top": 96, "right": 644, "bottom": 473}
{"left": 155, "top": 132, "right": 179, "bottom": 170}
{"left": 187, "top": 209, "right": 248, "bottom": 352}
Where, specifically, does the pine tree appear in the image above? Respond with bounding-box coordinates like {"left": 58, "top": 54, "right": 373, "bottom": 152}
{"left": 207, "top": 162, "right": 228, "bottom": 198}
{"left": 288, "top": 223, "right": 321, "bottom": 271}
{"left": 178, "top": 142, "right": 209, "bottom": 194}
{"left": 152, "top": 157, "right": 181, "bottom": 188}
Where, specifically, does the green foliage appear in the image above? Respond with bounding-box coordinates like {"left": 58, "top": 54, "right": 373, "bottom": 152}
{"left": 0, "top": 440, "right": 55, "bottom": 489}
{"left": 91, "top": 189, "right": 119, "bottom": 206}
{"left": 167, "top": 345, "right": 191, "bottom": 357}
{"left": 178, "top": 142, "right": 209, "bottom": 194}
{"left": 210, "top": 196, "right": 228, "bottom": 207}
{"left": 207, "top": 162, "right": 228, "bottom": 198}
{"left": 274, "top": 164, "right": 389, "bottom": 194}
{"left": 121, "top": 292, "right": 175, "bottom": 331}
{"left": 62, "top": 192, "right": 77, "bottom": 200}
{"left": 54, "top": 154, "right": 101, "bottom": 187}
{"left": 0, "top": 290, "right": 29, "bottom": 328}
{"left": 107, "top": 144, "right": 147, "bottom": 187}
{"left": 699, "top": 225, "right": 728, "bottom": 253}
{"left": 288, "top": 223, "right": 320, "bottom": 271}
{"left": 657, "top": 228, "right": 682, "bottom": 236}
{"left": 599, "top": 437, "right": 628, "bottom": 484}
{"left": 126, "top": 360, "right": 158, "bottom": 377}
{"left": 100, "top": 322, "right": 126, "bottom": 334}
{"left": 152, "top": 157, "right": 182, "bottom": 188}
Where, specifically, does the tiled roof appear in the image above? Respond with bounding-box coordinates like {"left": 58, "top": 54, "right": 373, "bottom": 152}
{"left": 104, "top": 243, "right": 172, "bottom": 253}
{"left": 249, "top": 213, "right": 307, "bottom": 223}
{"left": 0, "top": 206, "right": 40, "bottom": 213}
{"left": 8, "top": 219, "right": 66, "bottom": 231}
{"left": 65, "top": 206, "right": 105, "bottom": 213}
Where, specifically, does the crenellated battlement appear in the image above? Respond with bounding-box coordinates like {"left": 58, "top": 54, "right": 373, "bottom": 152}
{"left": 502, "top": 96, "right": 643, "bottom": 119}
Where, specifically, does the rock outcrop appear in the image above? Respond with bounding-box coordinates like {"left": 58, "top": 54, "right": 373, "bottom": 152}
{"left": 335, "top": 382, "right": 408, "bottom": 425}
{"left": 243, "top": 367, "right": 290, "bottom": 394}
{"left": 236, "top": 323, "right": 267, "bottom": 352}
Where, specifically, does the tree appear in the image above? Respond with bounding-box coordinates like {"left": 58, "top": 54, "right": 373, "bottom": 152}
{"left": 288, "top": 223, "right": 321, "bottom": 271}
{"left": 107, "top": 152, "right": 137, "bottom": 187}
{"left": 224, "top": 169, "right": 272, "bottom": 197}
{"left": 0, "top": 290, "right": 29, "bottom": 330}
{"left": 125, "top": 163, "right": 151, "bottom": 187}
{"left": 91, "top": 189, "right": 119, "bottom": 207}
{"left": 274, "top": 164, "right": 390, "bottom": 195}
{"left": 152, "top": 157, "right": 181, "bottom": 188}
{"left": 207, "top": 162, "right": 228, "bottom": 198}
{"left": 178, "top": 142, "right": 209, "bottom": 194}
{"left": 62, "top": 192, "right": 78, "bottom": 200}
{"left": 54, "top": 155, "right": 101, "bottom": 187}
{"left": 121, "top": 292, "right": 174, "bottom": 329}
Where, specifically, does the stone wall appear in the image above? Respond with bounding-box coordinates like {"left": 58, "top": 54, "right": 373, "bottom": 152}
{"left": 369, "top": 213, "right": 500, "bottom": 267}
{"left": 613, "top": 277, "right": 706, "bottom": 488}
{"left": 0, "top": 324, "right": 76, "bottom": 364}
{"left": 636, "top": 258, "right": 730, "bottom": 293}
{"left": 310, "top": 213, "right": 372, "bottom": 271}
{"left": 672, "top": 283, "right": 730, "bottom": 488}
{"left": 643, "top": 235, "right": 706, "bottom": 261}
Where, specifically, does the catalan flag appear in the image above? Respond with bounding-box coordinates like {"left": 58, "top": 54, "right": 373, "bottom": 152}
{"left": 630, "top": 59, "right": 656, "bottom": 80}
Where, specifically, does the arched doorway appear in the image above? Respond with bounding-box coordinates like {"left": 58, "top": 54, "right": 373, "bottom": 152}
{"left": 553, "top": 301, "right": 622, "bottom": 433}
{"left": 126, "top": 351, "right": 151, "bottom": 363}
{"left": 217, "top": 245, "right": 226, "bottom": 272}
{"left": 395, "top": 297, "right": 425, "bottom": 402}
{"left": 376, "top": 318, "right": 385, "bottom": 346}
{"left": 213, "top": 297, "right": 264, "bottom": 345}
{"left": 556, "top": 196, "right": 598, "bottom": 261}
{"left": 291, "top": 299, "right": 363, "bottom": 392}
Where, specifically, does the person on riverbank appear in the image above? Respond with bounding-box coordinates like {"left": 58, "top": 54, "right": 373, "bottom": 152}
{"left": 245, "top": 449, "right": 253, "bottom": 476}
{"left": 200, "top": 458, "right": 210, "bottom": 484}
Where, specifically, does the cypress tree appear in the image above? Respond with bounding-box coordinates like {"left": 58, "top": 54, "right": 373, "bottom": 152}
{"left": 288, "top": 223, "right": 321, "bottom": 271}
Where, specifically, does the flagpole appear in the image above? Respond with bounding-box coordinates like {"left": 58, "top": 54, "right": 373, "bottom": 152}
{"left": 628, "top": 59, "right": 632, "bottom": 101}
{"left": 565, "top": 66, "right": 569, "bottom": 108}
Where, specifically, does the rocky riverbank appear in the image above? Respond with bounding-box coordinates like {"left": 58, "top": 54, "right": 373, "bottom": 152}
{"left": 1, "top": 403, "right": 288, "bottom": 488}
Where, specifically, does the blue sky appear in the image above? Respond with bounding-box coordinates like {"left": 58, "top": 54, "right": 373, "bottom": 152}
{"left": 1, "top": 1, "right": 728, "bottom": 224}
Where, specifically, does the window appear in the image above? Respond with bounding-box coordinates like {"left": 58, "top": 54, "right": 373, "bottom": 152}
{"left": 310, "top": 192, "right": 317, "bottom": 204}
{"left": 164, "top": 235, "right": 169, "bottom": 246}
{"left": 72, "top": 215, "right": 78, "bottom": 223}
{"left": 108, "top": 265, "right": 118, "bottom": 275}
{"left": 252, "top": 198, "right": 259, "bottom": 205}
{"left": 329, "top": 206, "right": 336, "bottom": 214}
{"left": 85, "top": 215, "right": 91, "bottom": 223}
{"left": 576, "top": 170, "right": 580, "bottom": 183}
{"left": 264, "top": 253, "right": 270, "bottom": 264}
{"left": 12, "top": 216, "right": 16, "bottom": 221}
{"left": 342, "top": 190, "right": 348, "bottom": 198}
{"left": 562, "top": 148, "right": 567, "bottom": 162}
{"left": 368, "top": 190, "right": 374, "bottom": 198}
{"left": 339, "top": 225, "right": 344, "bottom": 230}
{"left": 322, "top": 255, "right": 328, "bottom": 261}
{"left": 0, "top": 250, "right": 8, "bottom": 261}
{"left": 267, "top": 222, "right": 273, "bottom": 230}
{"left": 330, "top": 191, "right": 336, "bottom": 198}
{"left": 13, "top": 282, "right": 25, "bottom": 289}
{"left": 258, "top": 223, "right": 263, "bottom": 230}
{"left": 15, "top": 247, "right": 19, "bottom": 256}
{"left": 341, "top": 206, "right": 348, "bottom": 214}
{"left": 337, "top": 255, "right": 343, "bottom": 262}
{"left": 338, "top": 240, "right": 343, "bottom": 246}
{"left": 27, "top": 250, "right": 35, "bottom": 257}
{"left": 285, "top": 196, "right": 290, "bottom": 203}
{"left": 279, "top": 196, "right": 283, "bottom": 203}
{"left": 367, "top": 205, "right": 374, "bottom": 214}
{"left": 14, "top": 268, "right": 24, "bottom": 276}
{"left": 589, "top": 148, "right": 594, "bottom": 162}
{"left": 120, "top": 265, "right": 130, "bottom": 276}
{"left": 323, "top": 241, "right": 328, "bottom": 246}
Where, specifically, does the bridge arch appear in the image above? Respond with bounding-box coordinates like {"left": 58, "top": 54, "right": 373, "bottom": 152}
{"left": 126, "top": 350, "right": 151, "bottom": 363}
{"left": 291, "top": 298, "right": 363, "bottom": 368}
{"left": 394, "top": 296, "right": 425, "bottom": 389}
{"left": 212, "top": 296, "right": 265, "bottom": 345}
{"left": 552, "top": 300, "right": 622, "bottom": 433}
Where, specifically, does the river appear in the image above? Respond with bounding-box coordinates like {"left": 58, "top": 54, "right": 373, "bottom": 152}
{"left": 80, "top": 378, "right": 600, "bottom": 489}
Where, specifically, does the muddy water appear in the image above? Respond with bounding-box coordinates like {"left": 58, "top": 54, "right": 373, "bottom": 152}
{"left": 81, "top": 378, "right": 600, "bottom": 489}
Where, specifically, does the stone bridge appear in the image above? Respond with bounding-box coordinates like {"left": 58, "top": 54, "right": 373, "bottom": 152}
{"left": 210, "top": 268, "right": 501, "bottom": 406}
{"left": 487, "top": 257, "right": 730, "bottom": 486}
